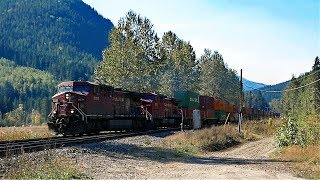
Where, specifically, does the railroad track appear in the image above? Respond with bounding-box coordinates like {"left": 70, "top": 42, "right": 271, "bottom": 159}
{"left": 0, "top": 128, "right": 179, "bottom": 157}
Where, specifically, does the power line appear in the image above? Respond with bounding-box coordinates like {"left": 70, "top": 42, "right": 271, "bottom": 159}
{"left": 287, "top": 68, "right": 320, "bottom": 83}
{"left": 243, "top": 78, "right": 320, "bottom": 93}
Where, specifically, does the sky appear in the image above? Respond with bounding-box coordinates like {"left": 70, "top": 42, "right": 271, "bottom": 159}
{"left": 82, "top": 0, "right": 319, "bottom": 85}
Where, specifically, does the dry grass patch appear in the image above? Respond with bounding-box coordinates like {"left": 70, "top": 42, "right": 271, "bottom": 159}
{"left": 161, "top": 125, "right": 242, "bottom": 155}
{"left": 3, "top": 150, "right": 88, "bottom": 179}
{"left": 242, "top": 118, "right": 282, "bottom": 140}
{"left": 0, "top": 125, "right": 54, "bottom": 141}
{"left": 159, "top": 119, "right": 283, "bottom": 156}
{"left": 275, "top": 144, "right": 320, "bottom": 179}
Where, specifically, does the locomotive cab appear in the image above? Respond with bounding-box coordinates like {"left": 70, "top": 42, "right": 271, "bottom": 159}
{"left": 47, "top": 81, "right": 91, "bottom": 135}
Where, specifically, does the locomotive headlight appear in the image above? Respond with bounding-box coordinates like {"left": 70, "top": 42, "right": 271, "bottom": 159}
{"left": 66, "top": 93, "right": 70, "bottom": 100}
{"left": 70, "top": 110, "right": 74, "bottom": 114}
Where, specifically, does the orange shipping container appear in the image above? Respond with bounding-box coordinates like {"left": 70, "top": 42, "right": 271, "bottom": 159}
{"left": 213, "top": 99, "right": 221, "bottom": 111}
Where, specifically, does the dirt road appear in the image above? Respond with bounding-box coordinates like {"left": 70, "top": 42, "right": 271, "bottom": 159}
{"left": 63, "top": 133, "right": 301, "bottom": 179}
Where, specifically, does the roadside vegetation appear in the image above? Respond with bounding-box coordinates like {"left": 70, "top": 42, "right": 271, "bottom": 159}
{"left": 3, "top": 150, "right": 87, "bottom": 179}
{"left": 270, "top": 58, "right": 320, "bottom": 179}
{"left": 274, "top": 115, "right": 320, "bottom": 179}
{"left": 0, "top": 125, "right": 53, "bottom": 141}
{"left": 160, "top": 119, "right": 280, "bottom": 156}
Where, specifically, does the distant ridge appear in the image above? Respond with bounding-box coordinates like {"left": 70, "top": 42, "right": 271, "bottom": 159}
{"left": 241, "top": 77, "right": 290, "bottom": 103}
{"left": 257, "top": 80, "right": 290, "bottom": 103}
{"left": 242, "top": 78, "right": 268, "bottom": 91}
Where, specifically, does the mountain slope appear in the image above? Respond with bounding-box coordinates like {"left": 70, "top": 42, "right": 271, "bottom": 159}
{"left": 0, "top": 0, "right": 113, "bottom": 80}
{"left": 258, "top": 80, "right": 289, "bottom": 103}
{"left": 0, "top": 58, "right": 56, "bottom": 125}
{"left": 242, "top": 78, "right": 267, "bottom": 91}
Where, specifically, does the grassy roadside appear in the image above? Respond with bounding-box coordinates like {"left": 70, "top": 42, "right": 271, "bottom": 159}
{"left": 273, "top": 115, "right": 320, "bottom": 179}
{"left": 274, "top": 144, "right": 320, "bottom": 179}
{"left": 0, "top": 125, "right": 54, "bottom": 141}
{"left": 158, "top": 118, "right": 319, "bottom": 178}
{"left": 159, "top": 119, "right": 280, "bottom": 156}
{"left": 3, "top": 150, "right": 88, "bottom": 179}
{"left": 0, "top": 126, "right": 87, "bottom": 179}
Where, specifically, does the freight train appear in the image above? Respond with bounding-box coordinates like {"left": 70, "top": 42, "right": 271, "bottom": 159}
{"left": 47, "top": 81, "right": 277, "bottom": 135}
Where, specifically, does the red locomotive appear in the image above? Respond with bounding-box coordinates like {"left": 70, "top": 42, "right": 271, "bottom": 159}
{"left": 47, "top": 81, "right": 180, "bottom": 135}
{"left": 47, "top": 81, "right": 278, "bottom": 135}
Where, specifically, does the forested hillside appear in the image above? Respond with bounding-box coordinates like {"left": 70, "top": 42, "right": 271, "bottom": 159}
{"left": 0, "top": 0, "right": 114, "bottom": 126}
{"left": 0, "top": 0, "right": 113, "bottom": 80}
{"left": 0, "top": 58, "right": 56, "bottom": 126}
{"left": 244, "top": 80, "right": 289, "bottom": 111}
{"left": 259, "top": 81, "right": 289, "bottom": 103}
{"left": 282, "top": 56, "right": 320, "bottom": 117}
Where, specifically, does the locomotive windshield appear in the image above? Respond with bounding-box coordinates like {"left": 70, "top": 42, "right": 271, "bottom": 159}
{"left": 73, "top": 86, "right": 90, "bottom": 92}
{"left": 58, "top": 86, "right": 72, "bottom": 93}
{"left": 58, "top": 85, "right": 91, "bottom": 93}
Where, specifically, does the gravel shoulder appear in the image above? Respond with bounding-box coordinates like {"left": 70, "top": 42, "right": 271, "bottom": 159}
{"left": 58, "top": 131, "right": 302, "bottom": 179}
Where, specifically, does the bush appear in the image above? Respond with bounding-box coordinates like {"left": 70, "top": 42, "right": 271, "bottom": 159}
{"left": 275, "top": 116, "right": 320, "bottom": 147}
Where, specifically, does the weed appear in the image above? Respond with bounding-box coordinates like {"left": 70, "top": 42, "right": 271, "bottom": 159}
{"left": 143, "top": 137, "right": 152, "bottom": 145}
{"left": 3, "top": 150, "right": 88, "bottom": 179}
{"left": 161, "top": 125, "right": 242, "bottom": 155}
{"left": 0, "top": 125, "right": 54, "bottom": 141}
{"left": 274, "top": 144, "right": 320, "bottom": 179}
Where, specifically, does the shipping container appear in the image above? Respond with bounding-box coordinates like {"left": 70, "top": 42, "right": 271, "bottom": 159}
{"left": 214, "top": 99, "right": 224, "bottom": 111}
{"left": 174, "top": 91, "right": 199, "bottom": 109}
{"left": 199, "top": 96, "right": 214, "bottom": 110}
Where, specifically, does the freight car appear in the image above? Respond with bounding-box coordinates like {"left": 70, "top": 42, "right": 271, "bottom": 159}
{"left": 47, "top": 81, "right": 276, "bottom": 135}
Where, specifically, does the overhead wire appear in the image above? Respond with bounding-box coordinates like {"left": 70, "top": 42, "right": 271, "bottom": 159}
{"left": 287, "top": 68, "right": 320, "bottom": 82}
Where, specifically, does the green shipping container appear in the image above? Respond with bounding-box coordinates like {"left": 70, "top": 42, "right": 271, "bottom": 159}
{"left": 174, "top": 91, "right": 200, "bottom": 109}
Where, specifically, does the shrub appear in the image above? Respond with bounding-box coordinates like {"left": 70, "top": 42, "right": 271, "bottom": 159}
{"left": 275, "top": 116, "right": 320, "bottom": 147}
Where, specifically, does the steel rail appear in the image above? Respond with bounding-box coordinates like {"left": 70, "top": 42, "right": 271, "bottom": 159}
{"left": 0, "top": 128, "right": 178, "bottom": 157}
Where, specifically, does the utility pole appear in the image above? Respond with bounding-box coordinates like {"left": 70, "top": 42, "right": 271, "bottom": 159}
{"left": 238, "top": 69, "right": 243, "bottom": 133}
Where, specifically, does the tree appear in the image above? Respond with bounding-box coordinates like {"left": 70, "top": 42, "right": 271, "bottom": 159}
{"left": 198, "top": 49, "right": 239, "bottom": 104}
{"left": 4, "top": 104, "right": 27, "bottom": 126}
{"left": 312, "top": 56, "right": 320, "bottom": 114}
{"left": 95, "top": 10, "right": 161, "bottom": 92}
{"left": 282, "top": 56, "right": 320, "bottom": 117}
{"left": 157, "top": 31, "right": 198, "bottom": 96}
{"left": 312, "top": 56, "right": 320, "bottom": 71}
{"left": 31, "top": 109, "right": 42, "bottom": 125}
{"left": 269, "top": 99, "right": 282, "bottom": 113}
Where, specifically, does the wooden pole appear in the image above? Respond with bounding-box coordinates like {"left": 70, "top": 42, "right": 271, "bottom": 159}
{"left": 180, "top": 109, "right": 184, "bottom": 132}
{"left": 224, "top": 112, "right": 230, "bottom": 125}
{"left": 238, "top": 69, "right": 243, "bottom": 133}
